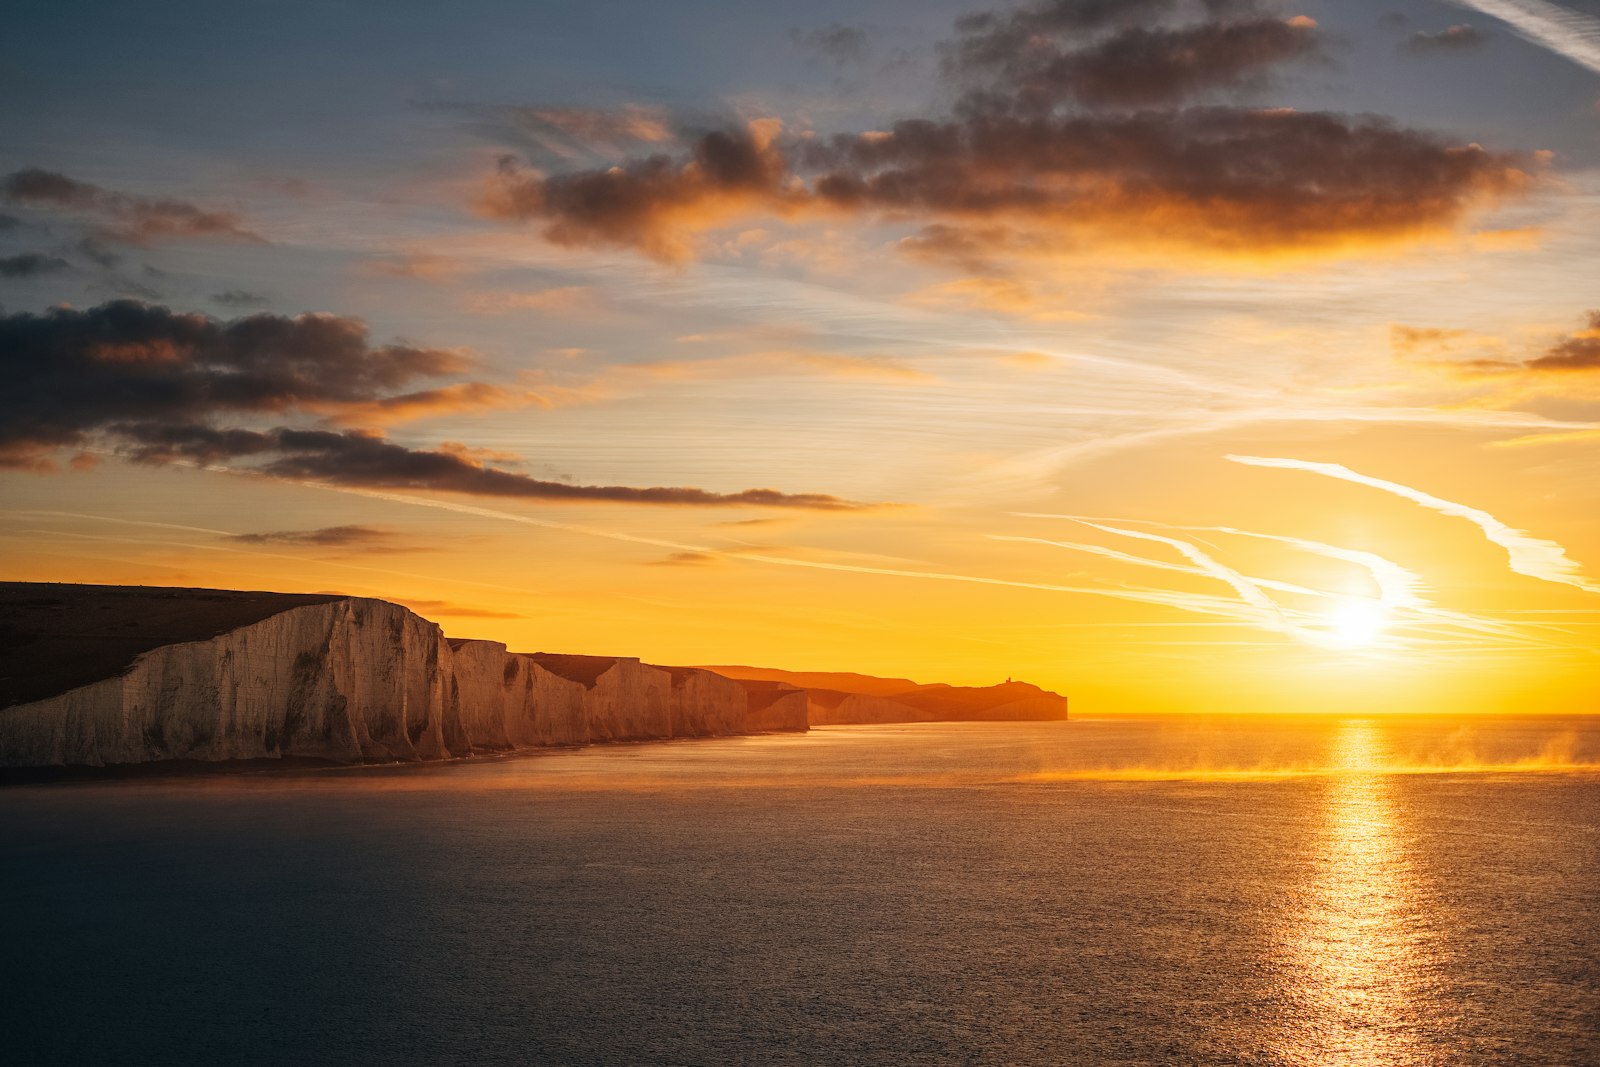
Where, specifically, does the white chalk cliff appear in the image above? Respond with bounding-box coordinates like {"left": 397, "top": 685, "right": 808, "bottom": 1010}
{"left": 0, "top": 596, "right": 804, "bottom": 768}
{"left": 0, "top": 584, "right": 1066, "bottom": 769}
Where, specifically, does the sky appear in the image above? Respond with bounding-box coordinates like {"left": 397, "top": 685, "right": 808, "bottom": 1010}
{"left": 2, "top": 0, "right": 1599, "bottom": 714}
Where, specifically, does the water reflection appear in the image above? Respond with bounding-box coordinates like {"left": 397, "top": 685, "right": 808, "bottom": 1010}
{"left": 1278, "top": 720, "right": 1438, "bottom": 1064}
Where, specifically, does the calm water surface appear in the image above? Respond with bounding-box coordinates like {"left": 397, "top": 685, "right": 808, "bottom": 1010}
{"left": 3, "top": 716, "right": 1597, "bottom": 1066}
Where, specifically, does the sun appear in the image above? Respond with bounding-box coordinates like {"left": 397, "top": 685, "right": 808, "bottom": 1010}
{"left": 1325, "top": 598, "right": 1389, "bottom": 650}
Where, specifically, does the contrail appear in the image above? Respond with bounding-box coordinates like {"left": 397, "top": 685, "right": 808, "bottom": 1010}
{"left": 301, "top": 483, "right": 1304, "bottom": 622}
{"left": 1017, "top": 514, "right": 1428, "bottom": 609}
{"left": 990, "top": 534, "right": 1330, "bottom": 600}
{"left": 996, "top": 520, "right": 1328, "bottom": 644}
{"left": 1448, "top": 0, "right": 1600, "bottom": 73}
{"left": 1013, "top": 513, "right": 1554, "bottom": 645}
{"left": 1068, "top": 520, "right": 1290, "bottom": 629}
{"left": 1228, "top": 455, "right": 1600, "bottom": 594}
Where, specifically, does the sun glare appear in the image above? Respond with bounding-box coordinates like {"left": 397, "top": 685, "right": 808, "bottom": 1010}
{"left": 1325, "top": 599, "right": 1389, "bottom": 650}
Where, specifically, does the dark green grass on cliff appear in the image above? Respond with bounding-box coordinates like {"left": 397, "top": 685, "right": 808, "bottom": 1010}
{"left": 0, "top": 582, "right": 346, "bottom": 709}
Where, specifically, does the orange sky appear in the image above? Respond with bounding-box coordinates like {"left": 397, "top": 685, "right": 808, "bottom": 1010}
{"left": 2, "top": 0, "right": 1598, "bottom": 713}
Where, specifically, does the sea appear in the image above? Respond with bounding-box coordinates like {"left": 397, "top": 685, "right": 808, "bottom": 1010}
{"left": 2, "top": 716, "right": 1597, "bottom": 1066}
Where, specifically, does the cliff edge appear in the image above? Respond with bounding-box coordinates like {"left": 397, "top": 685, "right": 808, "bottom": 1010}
{"left": 0, "top": 582, "right": 1067, "bottom": 770}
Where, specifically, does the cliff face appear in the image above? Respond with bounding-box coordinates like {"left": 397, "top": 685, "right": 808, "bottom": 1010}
{"left": 806, "top": 690, "right": 935, "bottom": 726}
{"left": 659, "top": 667, "right": 748, "bottom": 738}
{"left": 739, "top": 680, "right": 811, "bottom": 734}
{"left": 0, "top": 593, "right": 817, "bottom": 768}
{"left": 446, "top": 640, "right": 591, "bottom": 750}
{"left": 0, "top": 582, "right": 1067, "bottom": 770}
{"left": 529, "top": 654, "right": 673, "bottom": 743}
{"left": 0, "top": 598, "right": 454, "bottom": 767}
{"left": 705, "top": 665, "right": 1069, "bottom": 724}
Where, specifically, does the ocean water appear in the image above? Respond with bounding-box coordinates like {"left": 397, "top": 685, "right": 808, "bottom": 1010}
{"left": 2, "top": 716, "right": 1597, "bottom": 1066}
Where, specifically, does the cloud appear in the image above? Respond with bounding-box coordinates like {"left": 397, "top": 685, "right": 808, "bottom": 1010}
{"left": 1389, "top": 323, "right": 1513, "bottom": 374}
{"left": 1446, "top": 0, "right": 1600, "bottom": 74}
{"left": 329, "top": 381, "right": 553, "bottom": 426}
{"left": 489, "top": 109, "right": 1528, "bottom": 265}
{"left": 0, "top": 252, "right": 71, "bottom": 278}
{"left": 902, "top": 276, "right": 1093, "bottom": 320}
{"left": 1227, "top": 454, "right": 1600, "bottom": 594}
{"left": 0, "top": 300, "right": 468, "bottom": 467}
{"left": 461, "top": 285, "right": 598, "bottom": 315}
{"left": 717, "top": 517, "right": 786, "bottom": 528}
{"left": 0, "top": 301, "right": 866, "bottom": 509}
{"left": 211, "top": 289, "right": 270, "bottom": 308}
{"left": 484, "top": 120, "right": 792, "bottom": 262}
{"left": 394, "top": 598, "right": 526, "bottom": 620}
{"left": 226, "top": 525, "right": 396, "bottom": 547}
{"left": 120, "top": 423, "right": 866, "bottom": 508}
{"left": 1394, "top": 308, "right": 1600, "bottom": 374}
{"left": 319, "top": 480, "right": 1347, "bottom": 623}
{"left": 74, "top": 237, "right": 122, "bottom": 269}
{"left": 950, "top": 15, "right": 1322, "bottom": 111}
{"left": 583, "top": 349, "right": 935, "bottom": 388}
{"left": 433, "top": 102, "right": 676, "bottom": 164}
{"left": 359, "top": 252, "right": 472, "bottom": 281}
{"left": 515, "top": 105, "right": 673, "bottom": 144}
{"left": 792, "top": 24, "right": 871, "bottom": 65}
{"left": 799, "top": 106, "right": 1528, "bottom": 253}
{"left": 0, "top": 168, "right": 262, "bottom": 244}
{"left": 1527, "top": 310, "right": 1600, "bottom": 371}
{"left": 1405, "top": 24, "right": 1487, "bottom": 51}
{"left": 946, "top": 0, "right": 1266, "bottom": 63}
{"left": 483, "top": 0, "right": 1529, "bottom": 267}
{"left": 649, "top": 550, "right": 721, "bottom": 565}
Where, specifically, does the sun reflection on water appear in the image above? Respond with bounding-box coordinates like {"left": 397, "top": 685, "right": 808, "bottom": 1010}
{"left": 1277, "top": 720, "right": 1439, "bottom": 1065}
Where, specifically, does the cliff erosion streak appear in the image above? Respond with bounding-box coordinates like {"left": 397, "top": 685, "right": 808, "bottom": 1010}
{"left": 0, "top": 583, "right": 1067, "bottom": 769}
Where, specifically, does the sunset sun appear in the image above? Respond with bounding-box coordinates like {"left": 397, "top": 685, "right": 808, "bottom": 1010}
{"left": 1324, "top": 598, "right": 1390, "bottom": 650}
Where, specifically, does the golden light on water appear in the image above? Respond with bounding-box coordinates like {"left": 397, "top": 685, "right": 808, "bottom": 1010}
{"left": 1279, "top": 720, "right": 1437, "bottom": 1064}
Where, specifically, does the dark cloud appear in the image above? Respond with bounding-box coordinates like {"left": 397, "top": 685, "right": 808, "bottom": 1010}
{"left": 1, "top": 168, "right": 262, "bottom": 245}
{"left": 0, "top": 300, "right": 467, "bottom": 465}
{"left": 1404, "top": 25, "right": 1486, "bottom": 52}
{"left": 483, "top": 1, "right": 1526, "bottom": 264}
{"left": 792, "top": 24, "right": 871, "bottom": 65}
{"left": 1392, "top": 310, "right": 1600, "bottom": 376}
{"left": 74, "top": 237, "right": 122, "bottom": 269}
{"left": 944, "top": 0, "right": 1318, "bottom": 112}
{"left": 0, "top": 212, "right": 19, "bottom": 231}
{"left": 649, "top": 550, "right": 721, "bottom": 565}
{"left": 0, "top": 300, "right": 865, "bottom": 509}
{"left": 948, "top": 0, "right": 1264, "bottom": 71}
{"left": 956, "top": 17, "right": 1321, "bottom": 111}
{"left": 486, "top": 123, "right": 791, "bottom": 261}
{"left": 0, "top": 252, "right": 71, "bottom": 278}
{"left": 116, "top": 423, "right": 863, "bottom": 508}
{"left": 488, "top": 108, "right": 1528, "bottom": 263}
{"left": 1528, "top": 311, "right": 1600, "bottom": 372}
{"left": 211, "top": 289, "right": 270, "bottom": 308}
{"left": 226, "top": 525, "right": 395, "bottom": 547}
